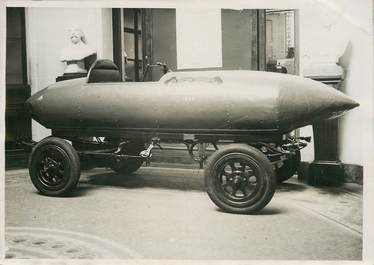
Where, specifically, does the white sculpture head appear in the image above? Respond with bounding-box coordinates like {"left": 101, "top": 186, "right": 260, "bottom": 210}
{"left": 68, "top": 28, "right": 86, "bottom": 45}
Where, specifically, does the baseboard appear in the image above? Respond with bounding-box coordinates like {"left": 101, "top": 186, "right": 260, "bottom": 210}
{"left": 5, "top": 150, "right": 30, "bottom": 170}
{"left": 342, "top": 163, "right": 363, "bottom": 185}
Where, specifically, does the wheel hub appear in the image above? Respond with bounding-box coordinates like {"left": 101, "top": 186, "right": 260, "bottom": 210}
{"left": 233, "top": 175, "right": 242, "bottom": 185}
{"left": 46, "top": 159, "right": 58, "bottom": 170}
{"left": 218, "top": 159, "right": 259, "bottom": 201}
{"left": 38, "top": 150, "right": 66, "bottom": 187}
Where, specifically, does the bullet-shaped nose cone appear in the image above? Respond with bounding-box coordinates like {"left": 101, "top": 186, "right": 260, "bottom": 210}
{"left": 321, "top": 83, "right": 359, "bottom": 112}
{"left": 24, "top": 88, "right": 47, "bottom": 119}
{"left": 24, "top": 99, "right": 32, "bottom": 114}
{"left": 279, "top": 76, "right": 359, "bottom": 127}
{"left": 25, "top": 95, "right": 38, "bottom": 116}
{"left": 339, "top": 96, "right": 359, "bottom": 110}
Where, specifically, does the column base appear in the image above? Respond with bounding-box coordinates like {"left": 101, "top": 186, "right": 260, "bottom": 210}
{"left": 308, "top": 160, "right": 344, "bottom": 186}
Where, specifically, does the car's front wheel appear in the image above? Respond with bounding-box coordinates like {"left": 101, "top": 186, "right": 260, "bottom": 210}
{"left": 28, "top": 137, "right": 81, "bottom": 196}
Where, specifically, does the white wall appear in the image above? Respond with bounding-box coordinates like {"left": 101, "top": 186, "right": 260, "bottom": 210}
{"left": 26, "top": 7, "right": 113, "bottom": 141}
{"left": 98, "top": 8, "right": 114, "bottom": 60}
{"left": 298, "top": 1, "right": 372, "bottom": 166}
{"left": 24, "top": 3, "right": 372, "bottom": 168}
{"left": 176, "top": 8, "right": 222, "bottom": 69}
{"left": 174, "top": 3, "right": 371, "bottom": 167}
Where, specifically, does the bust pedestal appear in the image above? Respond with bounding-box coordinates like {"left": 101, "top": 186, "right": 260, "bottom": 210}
{"left": 56, "top": 54, "right": 97, "bottom": 82}
{"left": 56, "top": 73, "right": 87, "bottom": 82}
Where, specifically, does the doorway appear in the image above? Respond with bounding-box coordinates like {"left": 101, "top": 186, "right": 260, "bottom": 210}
{"left": 112, "top": 8, "right": 177, "bottom": 82}
{"left": 265, "top": 9, "right": 297, "bottom": 74}
{"left": 5, "top": 7, "right": 32, "bottom": 168}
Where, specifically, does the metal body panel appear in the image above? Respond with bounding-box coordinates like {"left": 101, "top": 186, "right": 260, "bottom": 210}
{"left": 26, "top": 70, "right": 359, "bottom": 139}
{"left": 52, "top": 128, "right": 283, "bottom": 143}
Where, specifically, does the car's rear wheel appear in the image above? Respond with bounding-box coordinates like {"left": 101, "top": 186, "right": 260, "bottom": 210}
{"left": 276, "top": 150, "right": 301, "bottom": 183}
{"left": 110, "top": 142, "right": 145, "bottom": 175}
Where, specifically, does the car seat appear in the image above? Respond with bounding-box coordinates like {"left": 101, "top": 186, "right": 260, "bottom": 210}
{"left": 87, "top": 59, "right": 122, "bottom": 83}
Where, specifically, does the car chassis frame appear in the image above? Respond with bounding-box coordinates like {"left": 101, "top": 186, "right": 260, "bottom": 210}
{"left": 22, "top": 128, "right": 309, "bottom": 214}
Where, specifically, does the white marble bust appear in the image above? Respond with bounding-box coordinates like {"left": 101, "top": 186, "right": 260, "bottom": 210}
{"left": 60, "top": 28, "right": 96, "bottom": 74}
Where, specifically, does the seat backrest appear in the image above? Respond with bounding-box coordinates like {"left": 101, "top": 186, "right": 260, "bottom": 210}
{"left": 87, "top": 59, "right": 122, "bottom": 83}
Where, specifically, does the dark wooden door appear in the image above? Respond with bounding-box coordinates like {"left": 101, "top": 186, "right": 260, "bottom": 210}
{"left": 6, "top": 7, "right": 31, "bottom": 168}
{"left": 221, "top": 9, "right": 266, "bottom": 71}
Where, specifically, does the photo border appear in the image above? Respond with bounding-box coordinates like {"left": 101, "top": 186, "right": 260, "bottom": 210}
{"left": 1, "top": 0, "right": 373, "bottom": 264}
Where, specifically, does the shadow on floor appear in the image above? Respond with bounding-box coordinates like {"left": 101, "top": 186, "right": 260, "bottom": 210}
{"left": 79, "top": 169, "right": 205, "bottom": 193}
{"left": 215, "top": 206, "right": 285, "bottom": 216}
{"left": 276, "top": 181, "right": 307, "bottom": 193}
{"left": 75, "top": 170, "right": 314, "bottom": 200}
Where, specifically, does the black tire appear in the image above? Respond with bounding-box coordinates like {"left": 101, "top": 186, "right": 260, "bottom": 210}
{"left": 276, "top": 150, "right": 301, "bottom": 183}
{"left": 204, "top": 144, "right": 276, "bottom": 214}
{"left": 28, "top": 137, "right": 81, "bottom": 196}
{"left": 111, "top": 142, "right": 145, "bottom": 175}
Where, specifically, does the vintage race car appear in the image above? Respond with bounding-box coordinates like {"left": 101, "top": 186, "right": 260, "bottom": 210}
{"left": 25, "top": 59, "right": 359, "bottom": 214}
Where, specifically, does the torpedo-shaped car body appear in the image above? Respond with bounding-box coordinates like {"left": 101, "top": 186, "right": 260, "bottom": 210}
{"left": 25, "top": 59, "right": 359, "bottom": 214}
{"left": 26, "top": 64, "right": 358, "bottom": 138}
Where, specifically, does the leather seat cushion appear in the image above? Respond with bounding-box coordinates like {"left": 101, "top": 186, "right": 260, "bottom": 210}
{"left": 87, "top": 59, "right": 122, "bottom": 83}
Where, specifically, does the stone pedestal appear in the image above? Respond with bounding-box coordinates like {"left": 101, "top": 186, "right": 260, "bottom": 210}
{"left": 309, "top": 161, "right": 344, "bottom": 186}
{"left": 305, "top": 64, "right": 344, "bottom": 186}
{"left": 309, "top": 117, "right": 344, "bottom": 186}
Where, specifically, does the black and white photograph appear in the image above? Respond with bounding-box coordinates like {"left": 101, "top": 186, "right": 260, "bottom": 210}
{"left": 1, "top": 0, "right": 373, "bottom": 263}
